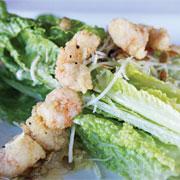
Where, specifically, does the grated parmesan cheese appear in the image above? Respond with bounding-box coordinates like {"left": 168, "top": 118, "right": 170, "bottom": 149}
{"left": 87, "top": 156, "right": 112, "bottom": 162}
{"left": 86, "top": 57, "right": 131, "bottom": 107}
{"left": 13, "top": 121, "right": 21, "bottom": 128}
{"left": 68, "top": 125, "right": 76, "bottom": 163}
{"left": 93, "top": 162, "right": 101, "bottom": 179}
{"left": 16, "top": 69, "right": 24, "bottom": 80}
{"left": 45, "top": 49, "right": 49, "bottom": 63}
{"left": 30, "top": 55, "right": 40, "bottom": 84}
{"left": 92, "top": 94, "right": 97, "bottom": 113}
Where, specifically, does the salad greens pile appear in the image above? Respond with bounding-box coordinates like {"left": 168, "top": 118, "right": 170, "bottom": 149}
{"left": 0, "top": 76, "right": 36, "bottom": 124}
{"left": 0, "top": 0, "right": 105, "bottom": 121}
{"left": 0, "top": 0, "right": 180, "bottom": 179}
{"left": 77, "top": 64, "right": 180, "bottom": 179}
{"left": 75, "top": 114, "right": 180, "bottom": 180}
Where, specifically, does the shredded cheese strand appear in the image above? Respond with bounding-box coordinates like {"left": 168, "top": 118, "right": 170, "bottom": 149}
{"left": 45, "top": 49, "right": 49, "bottom": 63}
{"left": 93, "top": 162, "right": 101, "bottom": 179}
{"left": 68, "top": 125, "right": 76, "bottom": 163}
{"left": 30, "top": 55, "right": 40, "bottom": 84}
{"left": 86, "top": 57, "right": 132, "bottom": 107}
{"left": 86, "top": 67, "right": 122, "bottom": 107}
{"left": 13, "top": 121, "right": 21, "bottom": 128}
{"left": 87, "top": 156, "right": 112, "bottom": 162}
{"left": 92, "top": 94, "right": 97, "bottom": 113}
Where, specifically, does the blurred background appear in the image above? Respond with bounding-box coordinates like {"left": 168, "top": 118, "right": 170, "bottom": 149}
{"left": 4, "top": 0, "right": 180, "bottom": 43}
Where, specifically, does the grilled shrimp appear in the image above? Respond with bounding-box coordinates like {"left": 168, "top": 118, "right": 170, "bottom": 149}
{"left": 0, "top": 133, "right": 45, "bottom": 178}
{"left": 37, "top": 88, "right": 82, "bottom": 130}
{"left": 55, "top": 30, "right": 100, "bottom": 93}
{"left": 108, "top": 18, "right": 149, "bottom": 59}
{"left": 22, "top": 103, "right": 69, "bottom": 151}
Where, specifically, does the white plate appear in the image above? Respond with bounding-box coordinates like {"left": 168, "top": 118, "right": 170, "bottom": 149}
{"left": 1, "top": 1, "right": 180, "bottom": 179}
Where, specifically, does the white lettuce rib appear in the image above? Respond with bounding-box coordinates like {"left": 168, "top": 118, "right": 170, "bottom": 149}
{"left": 97, "top": 101, "right": 180, "bottom": 148}
{"left": 109, "top": 79, "right": 180, "bottom": 134}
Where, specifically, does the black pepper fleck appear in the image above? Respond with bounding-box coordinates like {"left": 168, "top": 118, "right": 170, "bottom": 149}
{"left": 76, "top": 45, "right": 80, "bottom": 49}
{"left": 75, "top": 62, "right": 78, "bottom": 64}
{"left": 69, "top": 55, "right": 72, "bottom": 58}
{"left": 45, "top": 132, "right": 47, "bottom": 134}
{"left": 29, "top": 122, "right": 32, "bottom": 125}
{"left": 2, "top": 145, "right": 5, "bottom": 148}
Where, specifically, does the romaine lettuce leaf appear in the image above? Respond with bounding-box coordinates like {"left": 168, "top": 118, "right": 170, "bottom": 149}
{"left": 78, "top": 25, "right": 107, "bottom": 42}
{"left": 0, "top": 76, "right": 36, "bottom": 124}
{"left": 126, "top": 63, "right": 180, "bottom": 103}
{"left": 37, "top": 14, "right": 107, "bottom": 47}
{"left": 74, "top": 114, "right": 180, "bottom": 180}
{"left": 167, "top": 58, "right": 180, "bottom": 85}
{"left": 0, "top": 16, "right": 35, "bottom": 38}
{"left": 82, "top": 92, "right": 180, "bottom": 148}
{"left": 91, "top": 67, "right": 180, "bottom": 134}
{"left": 0, "top": 0, "right": 8, "bottom": 19}
{"left": 0, "top": 9, "right": 107, "bottom": 100}
{"left": 0, "top": 68, "right": 50, "bottom": 100}
{"left": 37, "top": 14, "right": 60, "bottom": 27}
{"left": 0, "top": 27, "right": 60, "bottom": 90}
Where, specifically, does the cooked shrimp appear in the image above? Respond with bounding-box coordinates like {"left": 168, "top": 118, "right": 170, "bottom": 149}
{"left": 139, "top": 24, "right": 170, "bottom": 51}
{"left": 37, "top": 88, "right": 82, "bottom": 130}
{"left": 22, "top": 103, "right": 69, "bottom": 151}
{"left": 58, "top": 30, "right": 100, "bottom": 64}
{"left": 170, "top": 45, "right": 180, "bottom": 55}
{"left": 108, "top": 18, "right": 149, "bottom": 59}
{"left": 148, "top": 28, "right": 170, "bottom": 51}
{"left": 0, "top": 87, "right": 81, "bottom": 178}
{"left": 0, "top": 133, "right": 45, "bottom": 178}
{"left": 56, "top": 63, "right": 92, "bottom": 93}
{"left": 55, "top": 30, "right": 100, "bottom": 93}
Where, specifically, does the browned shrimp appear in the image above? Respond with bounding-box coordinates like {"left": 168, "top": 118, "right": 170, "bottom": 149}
{"left": 0, "top": 133, "right": 45, "bottom": 178}
{"left": 0, "top": 87, "right": 82, "bottom": 178}
{"left": 37, "top": 88, "right": 82, "bottom": 130}
{"left": 139, "top": 24, "right": 170, "bottom": 51}
{"left": 170, "top": 45, "right": 180, "bottom": 55}
{"left": 108, "top": 18, "right": 149, "bottom": 59}
{"left": 55, "top": 30, "right": 100, "bottom": 93}
{"left": 58, "top": 30, "right": 100, "bottom": 64}
{"left": 22, "top": 103, "right": 69, "bottom": 151}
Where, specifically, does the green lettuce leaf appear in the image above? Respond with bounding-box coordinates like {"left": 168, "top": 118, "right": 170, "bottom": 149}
{"left": 0, "top": 16, "right": 35, "bottom": 38}
{"left": 0, "top": 0, "right": 8, "bottom": 19}
{"left": 167, "top": 58, "right": 180, "bottom": 85}
{"left": 82, "top": 92, "right": 180, "bottom": 148}
{"left": 0, "top": 75, "right": 36, "bottom": 124}
{"left": 0, "top": 10, "right": 106, "bottom": 100}
{"left": 37, "top": 14, "right": 107, "bottom": 47}
{"left": 0, "top": 27, "right": 60, "bottom": 90}
{"left": 78, "top": 25, "right": 107, "bottom": 42}
{"left": 0, "top": 68, "right": 50, "bottom": 100}
{"left": 91, "top": 67, "right": 180, "bottom": 134}
{"left": 126, "top": 63, "right": 180, "bottom": 103}
{"left": 145, "top": 88, "right": 180, "bottom": 112}
{"left": 74, "top": 114, "right": 180, "bottom": 180}
{"left": 36, "top": 14, "right": 60, "bottom": 27}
